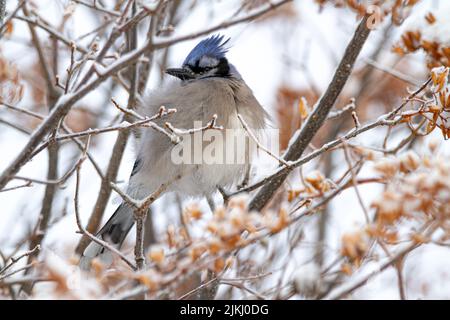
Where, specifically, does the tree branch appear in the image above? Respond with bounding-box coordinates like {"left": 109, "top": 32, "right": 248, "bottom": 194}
{"left": 73, "top": 149, "right": 137, "bottom": 271}
{"left": 75, "top": 6, "right": 141, "bottom": 254}
{"left": 0, "top": 0, "right": 293, "bottom": 192}
{"left": 249, "top": 15, "right": 371, "bottom": 211}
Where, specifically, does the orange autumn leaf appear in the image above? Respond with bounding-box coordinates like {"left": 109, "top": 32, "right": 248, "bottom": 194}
{"left": 425, "top": 12, "right": 436, "bottom": 24}
{"left": 298, "top": 97, "right": 309, "bottom": 120}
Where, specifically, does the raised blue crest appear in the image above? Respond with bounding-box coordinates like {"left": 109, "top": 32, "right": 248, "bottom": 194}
{"left": 183, "top": 34, "right": 230, "bottom": 67}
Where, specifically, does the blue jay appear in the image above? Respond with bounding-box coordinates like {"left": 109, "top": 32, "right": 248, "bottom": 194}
{"left": 79, "top": 35, "right": 268, "bottom": 270}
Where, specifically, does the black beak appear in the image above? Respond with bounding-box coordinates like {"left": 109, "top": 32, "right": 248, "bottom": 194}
{"left": 165, "top": 68, "right": 195, "bottom": 80}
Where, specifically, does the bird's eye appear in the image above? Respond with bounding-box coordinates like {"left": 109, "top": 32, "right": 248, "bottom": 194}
{"left": 196, "top": 66, "right": 212, "bottom": 75}
{"left": 187, "top": 64, "right": 211, "bottom": 74}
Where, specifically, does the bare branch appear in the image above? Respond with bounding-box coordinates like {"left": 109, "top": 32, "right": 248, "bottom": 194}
{"left": 0, "top": 0, "right": 26, "bottom": 38}
{"left": 0, "top": 181, "right": 33, "bottom": 193}
{"left": 0, "top": 262, "right": 38, "bottom": 281}
{"left": 73, "top": 139, "right": 136, "bottom": 271}
{"left": 342, "top": 141, "right": 369, "bottom": 223}
{"left": 237, "top": 113, "right": 290, "bottom": 167}
{"left": 249, "top": 15, "right": 372, "bottom": 211}
{"left": 0, "top": 118, "right": 31, "bottom": 135}
{"left": 325, "top": 223, "right": 438, "bottom": 300}
{"left": 363, "top": 57, "right": 420, "bottom": 86}
{"left": 327, "top": 99, "right": 356, "bottom": 120}
{"left": 1, "top": 101, "right": 45, "bottom": 120}
{"left": 110, "top": 175, "right": 181, "bottom": 269}
{"left": 0, "top": 245, "right": 40, "bottom": 276}
{"left": 14, "top": 14, "right": 89, "bottom": 54}
{"left": 75, "top": 10, "right": 142, "bottom": 255}
{"left": 0, "top": 0, "right": 294, "bottom": 191}
{"left": 226, "top": 105, "right": 412, "bottom": 198}
{"left": 165, "top": 114, "right": 223, "bottom": 137}
{"left": 72, "top": 0, "right": 121, "bottom": 17}
{"left": 151, "top": 0, "right": 293, "bottom": 50}
{"left": 13, "top": 150, "right": 87, "bottom": 186}
{"left": 0, "top": 276, "right": 50, "bottom": 288}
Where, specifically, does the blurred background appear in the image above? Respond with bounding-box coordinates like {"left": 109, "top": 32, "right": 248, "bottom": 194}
{"left": 0, "top": 0, "right": 449, "bottom": 299}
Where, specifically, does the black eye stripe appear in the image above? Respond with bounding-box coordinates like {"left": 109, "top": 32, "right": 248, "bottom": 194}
{"left": 188, "top": 64, "right": 212, "bottom": 73}
{"left": 185, "top": 57, "right": 230, "bottom": 77}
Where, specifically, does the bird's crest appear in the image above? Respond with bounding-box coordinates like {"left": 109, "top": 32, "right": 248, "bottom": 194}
{"left": 183, "top": 34, "right": 230, "bottom": 67}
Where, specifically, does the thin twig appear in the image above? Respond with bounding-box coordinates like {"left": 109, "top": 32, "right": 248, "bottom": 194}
{"left": 0, "top": 262, "right": 38, "bottom": 281}
{"left": 0, "top": 245, "right": 40, "bottom": 276}
{"left": 226, "top": 77, "right": 432, "bottom": 198}
{"left": 73, "top": 139, "right": 137, "bottom": 271}
{"left": 165, "top": 114, "right": 223, "bottom": 136}
{"left": 75, "top": 12, "right": 141, "bottom": 255}
{"left": 0, "top": 276, "right": 51, "bottom": 288}
{"left": 220, "top": 281, "right": 267, "bottom": 300}
{"left": 0, "top": 181, "right": 33, "bottom": 192}
{"left": 341, "top": 141, "right": 369, "bottom": 223}
{"left": 325, "top": 223, "right": 438, "bottom": 300}
{"left": 178, "top": 276, "right": 219, "bottom": 300}
{"left": 0, "top": 101, "right": 45, "bottom": 120}
{"left": 14, "top": 150, "right": 88, "bottom": 186}
{"left": 0, "top": 0, "right": 26, "bottom": 38}
{"left": 327, "top": 98, "right": 356, "bottom": 120}
{"left": 72, "top": 0, "right": 121, "bottom": 17}
{"left": 14, "top": 14, "right": 89, "bottom": 54}
{"left": 0, "top": 118, "right": 31, "bottom": 135}
{"left": 0, "top": 0, "right": 293, "bottom": 191}
{"left": 110, "top": 176, "right": 180, "bottom": 269}
{"left": 237, "top": 113, "right": 290, "bottom": 167}
{"left": 363, "top": 57, "right": 420, "bottom": 86}
{"left": 249, "top": 15, "right": 372, "bottom": 211}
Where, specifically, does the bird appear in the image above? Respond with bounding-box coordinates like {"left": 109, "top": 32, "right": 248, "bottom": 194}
{"left": 79, "top": 34, "right": 269, "bottom": 270}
